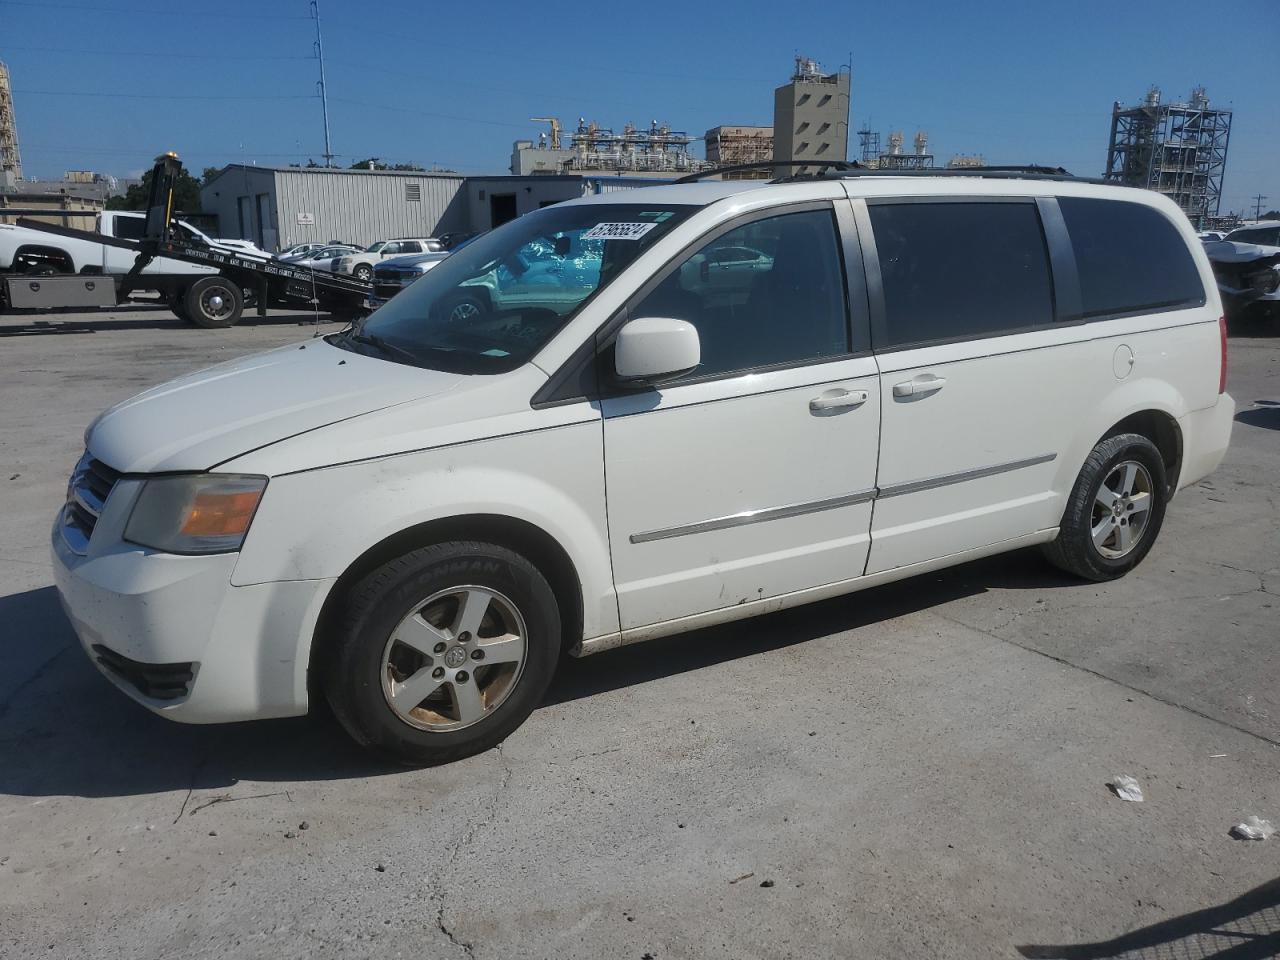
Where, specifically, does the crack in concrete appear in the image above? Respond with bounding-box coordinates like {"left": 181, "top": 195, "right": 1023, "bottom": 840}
{"left": 934, "top": 610, "right": 1280, "bottom": 749}
{"left": 432, "top": 743, "right": 514, "bottom": 958}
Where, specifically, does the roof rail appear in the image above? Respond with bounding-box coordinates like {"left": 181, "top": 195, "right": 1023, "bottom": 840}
{"left": 674, "top": 160, "right": 863, "bottom": 184}
{"left": 773, "top": 164, "right": 1110, "bottom": 185}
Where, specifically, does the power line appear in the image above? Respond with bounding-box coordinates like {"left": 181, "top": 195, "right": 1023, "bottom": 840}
{"left": 1, "top": 44, "right": 314, "bottom": 62}
{"left": 0, "top": 0, "right": 310, "bottom": 16}
{"left": 15, "top": 89, "right": 316, "bottom": 102}
{"left": 326, "top": 97, "right": 529, "bottom": 130}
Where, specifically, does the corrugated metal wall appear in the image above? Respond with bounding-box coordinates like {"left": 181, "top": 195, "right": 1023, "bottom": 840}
{"left": 272, "top": 170, "right": 467, "bottom": 249}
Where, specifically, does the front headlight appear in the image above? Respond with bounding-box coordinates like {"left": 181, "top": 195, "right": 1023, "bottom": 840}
{"left": 124, "top": 474, "right": 267, "bottom": 554}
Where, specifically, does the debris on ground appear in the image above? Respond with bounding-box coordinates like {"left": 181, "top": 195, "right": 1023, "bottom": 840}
{"left": 1107, "top": 775, "right": 1145, "bottom": 802}
{"left": 298, "top": 821, "right": 310, "bottom": 831}
{"left": 1230, "top": 816, "right": 1275, "bottom": 841}
{"left": 759, "top": 879, "right": 775, "bottom": 888}
{"left": 375, "top": 863, "right": 386, "bottom": 872}
{"left": 728, "top": 872, "right": 754, "bottom": 885}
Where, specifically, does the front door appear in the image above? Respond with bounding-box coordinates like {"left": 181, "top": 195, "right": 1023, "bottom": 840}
{"left": 602, "top": 203, "right": 881, "bottom": 630}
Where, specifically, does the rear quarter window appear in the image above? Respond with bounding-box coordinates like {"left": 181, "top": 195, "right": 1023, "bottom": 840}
{"left": 1058, "top": 197, "right": 1204, "bottom": 318}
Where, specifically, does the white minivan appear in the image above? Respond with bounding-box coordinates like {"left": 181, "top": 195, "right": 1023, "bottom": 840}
{"left": 52, "top": 171, "right": 1234, "bottom": 764}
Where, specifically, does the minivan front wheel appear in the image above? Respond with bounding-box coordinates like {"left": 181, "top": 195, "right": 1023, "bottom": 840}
{"left": 324, "top": 541, "right": 561, "bottom": 764}
{"left": 1043, "top": 433, "right": 1168, "bottom": 581}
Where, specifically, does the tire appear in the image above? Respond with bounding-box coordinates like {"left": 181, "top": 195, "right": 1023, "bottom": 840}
{"left": 324, "top": 541, "right": 562, "bottom": 765}
{"left": 183, "top": 276, "right": 243, "bottom": 328}
{"left": 167, "top": 289, "right": 192, "bottom": 323}
{"left": 353, "top": 264, "right": 373, "bottom": 282}
{"left": 1042, "top": 432, "right": 1168, "bottom": 581}
{"left": 443, "top": 293, "right": 487, "bottom": 324}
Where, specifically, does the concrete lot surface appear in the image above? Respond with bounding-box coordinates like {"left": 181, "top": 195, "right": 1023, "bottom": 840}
{"left": 1, "top": 305, "right": 1277, "bottom": 959}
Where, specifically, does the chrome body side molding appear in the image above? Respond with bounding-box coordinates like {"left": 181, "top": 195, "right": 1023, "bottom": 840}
{"left": 875, "top": 453, "right": 1057, "bottom": 499}
{"left": 629, "top": 453, "right": 1057, "bottom": 544}
{"left": 629, "top": 488, "right": 878, "bottom": 544}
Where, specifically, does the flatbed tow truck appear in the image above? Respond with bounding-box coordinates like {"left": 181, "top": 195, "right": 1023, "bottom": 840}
{"left": 1, "top": 152, "right": 369, "bottom": 327}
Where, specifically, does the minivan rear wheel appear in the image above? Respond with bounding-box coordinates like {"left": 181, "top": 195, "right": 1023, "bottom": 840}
{"left": 324, "top": 541, "right": 561, "bottom": 765}
{"left": 1043, "top": 433, "right": 1167, "bottom": 581}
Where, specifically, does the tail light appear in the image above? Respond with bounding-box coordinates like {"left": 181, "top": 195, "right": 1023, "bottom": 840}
{"left": 1218, "top": 315, "right": 1228, "bottom": 394}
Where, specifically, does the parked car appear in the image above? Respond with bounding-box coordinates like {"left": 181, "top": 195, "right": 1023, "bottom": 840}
{"left": 1202, "top": 221, "right": 1280, "bottom": 322}
{"left": 371, "top": 251, "right": 450, "bottom": 305}
{"left": 286, "top": 245, "right": 362, "bottom": 270}
{"left": 334, "top": 238, "right": 444, "bottom": 281}
{"left": 53, "top": 173, "right": 1233, "bottom": 765}
{"left": 277, "top": 242, "right": 328, "bottom": 260}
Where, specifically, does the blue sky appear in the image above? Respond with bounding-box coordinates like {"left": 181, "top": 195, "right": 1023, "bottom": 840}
{"left": 2, "top": 0, "right": 1276, "bottom": 216}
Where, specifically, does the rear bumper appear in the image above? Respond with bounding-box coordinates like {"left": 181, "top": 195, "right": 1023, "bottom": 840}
{"left": 51, "top": 522, "right": 335, "bottom": 724}
{"left": 1176, "top": 392, "right": 1234, "bottom": 493}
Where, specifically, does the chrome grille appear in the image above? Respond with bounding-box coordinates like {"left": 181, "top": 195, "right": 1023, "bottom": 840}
{"left": 62, "top": 452, "right": 120, "bottom": 553}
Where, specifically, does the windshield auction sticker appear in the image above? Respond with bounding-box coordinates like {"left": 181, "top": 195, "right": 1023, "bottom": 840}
{"left": 581, "top": 222, "right": 659, "bottom": 241}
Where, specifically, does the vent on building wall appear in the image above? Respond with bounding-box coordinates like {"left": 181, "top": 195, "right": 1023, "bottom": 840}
{"left": 406, "top": 183, "right": 422, "bottom": 202}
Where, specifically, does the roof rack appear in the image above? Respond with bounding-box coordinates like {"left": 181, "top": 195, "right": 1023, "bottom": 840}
{"left": 772, "top": 164, "right": 1110, "bottom": 185}
{"left": 673, "top": 160, "right": 863, "bottom": 184}
{"left": 675, "top": 162, "right": 1106, "bottom": 187}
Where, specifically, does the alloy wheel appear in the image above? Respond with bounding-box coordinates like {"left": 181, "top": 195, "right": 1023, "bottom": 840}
{"left": 1090, "top": 460, "right": 1154, "bottom": 559}
{"left": 380, "top": 586, "right": 528, "bottom": 732}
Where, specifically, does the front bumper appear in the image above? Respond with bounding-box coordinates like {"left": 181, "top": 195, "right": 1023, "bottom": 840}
{"left": 50, "top": 482, "right": 335, "bottom": 724}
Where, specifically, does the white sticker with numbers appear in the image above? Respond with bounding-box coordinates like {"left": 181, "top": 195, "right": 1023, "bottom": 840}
{"left": 581, "top": 222, "right": 658, "bottom": 241}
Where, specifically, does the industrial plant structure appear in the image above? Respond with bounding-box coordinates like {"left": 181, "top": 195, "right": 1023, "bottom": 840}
{"left": 0, "top": 60, "right": 22, "bottom": 186}
{"left": 856, "top": 124, "right": 935, "bottom": 169}
{"left": 512, "top": 118, "right": 712, "bottom": 176}
{"left": 773, "top": 57, "right": 850, "bottom": 171}
{"left": 1104, "top": 86, "right": 1232, "bottom": 227}
{"left": 704, "top": 126, "right": 774, "bottom": 178}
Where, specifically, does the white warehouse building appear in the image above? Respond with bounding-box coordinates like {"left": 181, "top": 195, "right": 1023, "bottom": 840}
{"left": 200, "top": 165, "right": 674, "bottom": 253}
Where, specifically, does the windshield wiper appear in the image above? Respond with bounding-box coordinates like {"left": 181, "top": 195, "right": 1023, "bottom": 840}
{"left": 345, "top": 329, "right": 422, "bottom": 366}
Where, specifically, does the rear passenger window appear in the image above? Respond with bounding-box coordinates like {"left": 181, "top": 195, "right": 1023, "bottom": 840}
{"left": 631, "top": 208, "right": 850, "bottom": 380}
{"left": 1058, "top": 197, "right": 1204, "bottom": 318}
{"left": 869, "top": 201, "right": 1053, "bottom": 349}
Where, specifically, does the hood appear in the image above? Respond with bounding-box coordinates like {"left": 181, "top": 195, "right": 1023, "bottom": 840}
{"left": 87, "top": 338, "right": 464, "bottom": 474}
{"left": 1203, "top": 239, "right": 1280, "bottom": 263}
{"left": 378, "top": 252, "right": 449, "bottom": 270}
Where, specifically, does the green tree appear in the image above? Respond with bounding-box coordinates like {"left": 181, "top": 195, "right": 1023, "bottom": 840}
{"left": 105, "top": 163, "right": 203, "bottom": 213}
{"left": 348, "top": 158, "right": 425, "bottom": 171}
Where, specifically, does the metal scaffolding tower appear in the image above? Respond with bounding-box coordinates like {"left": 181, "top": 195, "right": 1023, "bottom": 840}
{"left": 856, "top": 124, "right": 880, "bottom": 163}
{"left": 1105, "top": 86, "right": 1232, "bottom": 228}
{"left": 0, "top": 61, "right": 22, "bottom": 181}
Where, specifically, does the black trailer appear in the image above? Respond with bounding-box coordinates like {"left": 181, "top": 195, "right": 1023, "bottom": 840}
{"left": 2, "top": 152, "right": 370, "bottom": 328}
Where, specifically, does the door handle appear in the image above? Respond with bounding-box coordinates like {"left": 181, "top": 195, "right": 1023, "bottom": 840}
{"left": 809, "top": 389, "right": 868, "bottom": 412}
{"left": 892, "top": 374, "right": 947, "bottom": 398}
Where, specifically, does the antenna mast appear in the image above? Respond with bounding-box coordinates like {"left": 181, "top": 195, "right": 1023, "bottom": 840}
{"left": 310, "top": 0, "right": 335, "bottom": 167}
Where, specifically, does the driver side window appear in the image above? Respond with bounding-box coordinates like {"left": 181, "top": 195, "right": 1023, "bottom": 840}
{"left": 631, "top": 207, "right": 850, "bottom": 381}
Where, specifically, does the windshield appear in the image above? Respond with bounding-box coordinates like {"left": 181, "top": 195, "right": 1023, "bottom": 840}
{"left": 334, "top": 202, "right": 693, "bottom": 374}
{"left": 366, "top": 241, "right": 386, "bottom": 253}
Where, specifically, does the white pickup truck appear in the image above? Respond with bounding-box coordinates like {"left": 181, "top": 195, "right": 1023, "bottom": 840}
{"left": 0, "top": 210, "right": 269, "bottom": 277}
{"left": 0, "top": 211, "right": 273, "bottom": 318}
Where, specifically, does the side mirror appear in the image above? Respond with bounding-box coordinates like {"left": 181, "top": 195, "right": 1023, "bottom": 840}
{"left": 615, "top": 317, "right": 700, "bottom": 385}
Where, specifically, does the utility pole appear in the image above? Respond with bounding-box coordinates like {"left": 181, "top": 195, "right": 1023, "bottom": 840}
{"left": 1252, "top": 193, "right": 1268, "bottom": 221}
{"left": 310, "top": 0, "right": 334, "bottom": 168}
